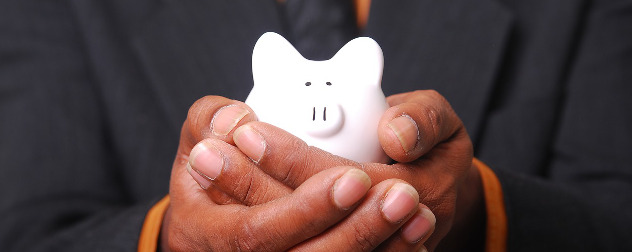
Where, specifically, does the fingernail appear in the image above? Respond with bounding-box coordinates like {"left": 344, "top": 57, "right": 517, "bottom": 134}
{"left": 401, "top": 207, "right": 435, "bottom": 243}
{"left": 212, "top": 105, "right": 250, "bottom": 136}
{"left": 381, "top": 183, "right": 419, "bottom": 223}
{"left": 387, "top": 115, "right": 419, "bottom": 153}
{"left": 333, "top": 169, "right": 372, "bottom": 210}
{"left": 233, "top": 125, "right": 266, "bottom": 163}
{"left": 189, "top": 143, "right": 224, "bottom": 180}
{"left": 186, "top": 163, "right": 212, "bottom": 189}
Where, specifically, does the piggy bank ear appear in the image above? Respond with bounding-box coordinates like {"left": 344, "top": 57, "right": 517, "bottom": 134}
{"left": 252, "top": 32, "right": 303, "bottom": 86}
{"left": 331, "top": 37, "right": 384, "bottom": 87}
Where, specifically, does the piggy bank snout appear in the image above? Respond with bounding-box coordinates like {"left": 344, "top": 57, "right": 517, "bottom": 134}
{"left": 304, "top": 103, "right": 344, "bottom": 138}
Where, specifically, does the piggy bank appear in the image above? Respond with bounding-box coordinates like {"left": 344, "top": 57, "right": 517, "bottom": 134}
{"left": 245, "top": 32, "right": 389, "bottom": 163}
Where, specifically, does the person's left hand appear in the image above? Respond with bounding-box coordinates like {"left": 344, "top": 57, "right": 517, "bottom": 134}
{"left": 192, "top": 90, "right": 481, "bottom": 250}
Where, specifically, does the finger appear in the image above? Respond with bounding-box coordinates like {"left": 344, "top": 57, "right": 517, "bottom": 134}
{"left": 245, "top": 167, "right": 372, "bottom": 250}
{"left": 168, "top": 166, "right": 373, "bottom": 251}
{"left": 230, "top": 121, "right": 427, "bottom": 189}
{"left": 292, "top": 180, "right": 423, "bottom": 251}
{"left": 376, "top": 204, "right": 437, "bottom": 251}
{"left": 379, "top": 90, "right": 465, "bottom": 163}
{"left": 231, "top": 122, "right": 425, "bottom": 188}
{"left": 187, "top": 138, "right": 292, "bottom": 205}
{"left": 232, "top": 122, "right": 357, "bottom": 188}
{"left": 231, "top": 117, "right": 466, "bottom": 204}
{"left": 186, "top": 152, "right": 242, "bottom": 205}
{"left": 174, "top": 96, "right": 258, "bottom": 204}
{"left": 181, "top": 95, "right": 257, "bottom": 151}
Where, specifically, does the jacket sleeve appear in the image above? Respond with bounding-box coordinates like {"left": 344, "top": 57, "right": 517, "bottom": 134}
{"left": 496, "top": 1, "right": 632, "bottom": 251}
{"left": 0, "top": 1, "right": 164, "bottom": 251}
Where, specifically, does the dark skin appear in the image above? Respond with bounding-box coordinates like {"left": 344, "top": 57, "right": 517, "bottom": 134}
{"left": 162, "top": 90, "right": 483, "bottom": 251}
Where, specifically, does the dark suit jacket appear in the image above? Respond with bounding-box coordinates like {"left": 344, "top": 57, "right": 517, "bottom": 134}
{"left": 1, "top": 0, "right": 631, "bottom": 251}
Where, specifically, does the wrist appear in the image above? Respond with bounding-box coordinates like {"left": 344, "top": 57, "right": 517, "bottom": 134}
{"left": 436, "top": 162, "right": 486, "bottom": 251}
{"left": 159, "top": 207, "right": 172, "bottom": 252}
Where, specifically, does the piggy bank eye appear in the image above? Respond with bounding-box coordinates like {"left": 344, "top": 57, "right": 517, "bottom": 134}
{"left": 305, "top": 82, "right": 312, "bottom": 86}
{"left": 326, "top": 82, "right": 332, "bottom": 86}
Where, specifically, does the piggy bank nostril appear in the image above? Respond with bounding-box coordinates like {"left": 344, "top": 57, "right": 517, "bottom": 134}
{"left": 312, "top": 107, "right": 327, "bottom": 121}
{"left": 312, "top": 107, "right": 328, "bottom": 121}
{"left": 304, "top": 104, "right": 344, "bottom": 138}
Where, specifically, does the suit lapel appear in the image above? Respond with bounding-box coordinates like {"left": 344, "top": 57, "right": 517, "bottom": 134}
{"left": 366, "top": 0, "right": 513, "bottom": 144}
{"left": 131, "top": 0, "right": 283, "bottom": 130}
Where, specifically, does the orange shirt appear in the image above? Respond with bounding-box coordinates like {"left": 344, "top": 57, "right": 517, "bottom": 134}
{"left": 138, "top": 1, "right": 508, "bottom": 251}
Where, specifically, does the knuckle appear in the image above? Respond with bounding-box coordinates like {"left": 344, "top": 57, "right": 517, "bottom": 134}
{"left": 425, "top": 89, "right": 441, "bottom": 99}
{"left": 185, "top": 95, "right": 219, "bottom": 137}
{"left": 422, "top": 89, "right": 450, "bottom": 110}
{"left": 423, "top": 89, "right": 447, "bottom": 104}
{"left": 420, "top": 105, "right": 442, "bottom": 145}
{"left": 280, "top": 138, "right": 312, "bottom": 186}
{"left": 229, "top": 160, "right": 277, "bottom": 205}
{"left": 235, "top": 169, "right": 271, "bottom": 205}
{"left": 232, "top": 167, "right": 257, "bottom": 203}
{"left": 242, "top": 177, "right": 259, "bottom": 205}
{"left": 246, "top": 187, "right": 270, "bottom": 205}
{"left": 412, "top": 90, "right": 449, "bottom": 138}
{"left": 187, "top": 95, "right": 214, "bottom": 122}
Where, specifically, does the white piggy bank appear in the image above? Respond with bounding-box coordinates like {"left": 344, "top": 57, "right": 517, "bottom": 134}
{"left": 246, "top": 32, "right": 389, "bottom": 163}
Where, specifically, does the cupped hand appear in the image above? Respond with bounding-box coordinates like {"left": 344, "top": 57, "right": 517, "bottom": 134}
{"left": 221, "top": 90, "right": 481, "bottom": 250}
{"left": 162, "top": 95, "right": 437, "bottom": 251}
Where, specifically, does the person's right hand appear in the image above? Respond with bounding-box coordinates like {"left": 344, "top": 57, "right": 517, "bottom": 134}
{"left": 161, "top": 96, "right": 436, "bottom": 251}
